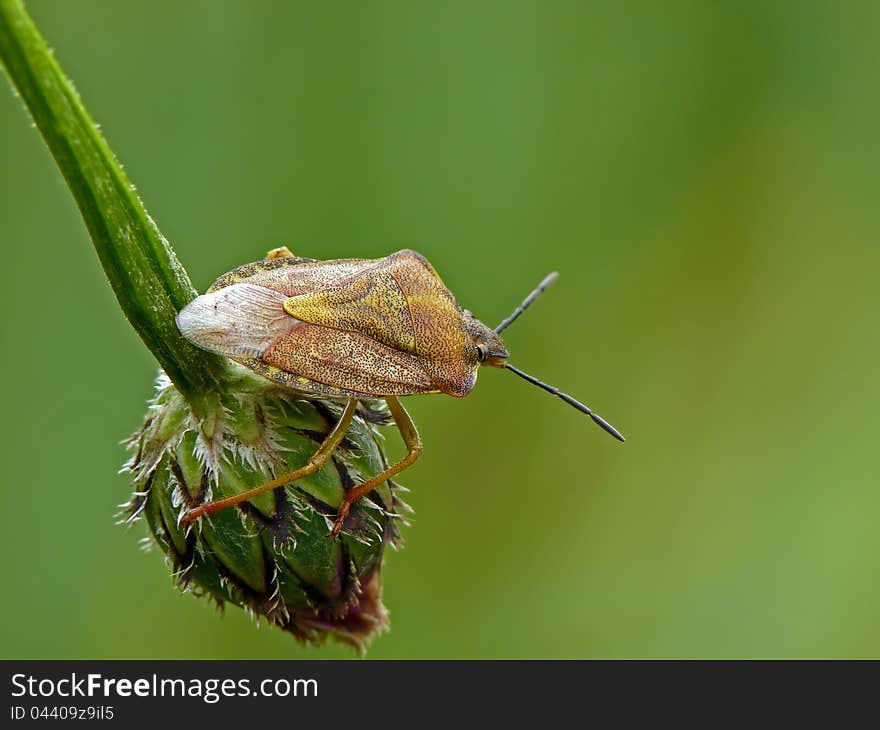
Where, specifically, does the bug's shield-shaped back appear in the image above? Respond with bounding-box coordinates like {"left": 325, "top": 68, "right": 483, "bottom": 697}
{"left": 177, "top": 250, "right": 482, "bottom": 399}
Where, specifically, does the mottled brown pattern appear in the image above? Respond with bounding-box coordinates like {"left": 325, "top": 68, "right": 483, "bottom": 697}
{"left": 387, "top": 251, "right": 480, "bottom": 395}
{"left": 207, "top": 256, "right": 317, "bottom": 293}
{"left": 261, "top": 320, "right": 434, "bottom": 396}
{"left": 232, "top": 357, "right": 364, "bottom": 398}
{"left": 283, "top": 269, "right": 416, "bottom": 353}
{"left": 206, "top": 249, "right": 507, "bottom": 398}
{"left": 209, "top": 256, "right": 385, "bottom": 298}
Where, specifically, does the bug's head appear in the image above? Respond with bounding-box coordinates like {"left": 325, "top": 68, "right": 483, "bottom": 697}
{"left": 463, "top": 315, "right": 509, "bottom": 368}
{"left": 484, "top": 271, "right": 627, "bottom": 443}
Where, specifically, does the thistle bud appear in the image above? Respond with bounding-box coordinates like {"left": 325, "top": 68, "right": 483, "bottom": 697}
{"left": 122, "top": 370, "right": 409, "bottom": 652}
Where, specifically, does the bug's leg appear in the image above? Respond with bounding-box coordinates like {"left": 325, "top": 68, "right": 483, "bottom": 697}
{"left": 266, "top": 246, "right": 295, "bottom": 258}
{"left": 180, "top": 398, "right": 358, "bottom": 524}
{"left": 331, "top": 395, "right": 422, "bottom": 538}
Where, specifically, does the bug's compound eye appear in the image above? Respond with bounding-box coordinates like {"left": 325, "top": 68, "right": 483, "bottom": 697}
{"left": 476, "top": 344, "right": 489, "bottom": 362}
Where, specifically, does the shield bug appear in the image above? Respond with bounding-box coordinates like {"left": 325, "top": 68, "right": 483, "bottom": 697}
{"left": 176, "top": 247, "right": 624, "bottom": 537}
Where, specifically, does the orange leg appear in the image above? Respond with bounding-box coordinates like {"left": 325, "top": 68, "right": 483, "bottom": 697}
{"left": 331, "top": 395, "right": 422, "bottom": 538}
{"left": 180, "top": 397, "right": 358, "bottom": 524}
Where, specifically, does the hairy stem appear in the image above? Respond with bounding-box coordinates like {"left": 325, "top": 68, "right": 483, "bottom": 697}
{"left": 0, "top": 0, "right": 228, "bottom": 407}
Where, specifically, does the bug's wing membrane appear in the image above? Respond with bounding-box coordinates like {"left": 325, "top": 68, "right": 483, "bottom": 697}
{"left": 176, "top": 283, "right": 295, "bottom": 358}
{"left": 257, "top": 320, "right": 437, "bottom": 397}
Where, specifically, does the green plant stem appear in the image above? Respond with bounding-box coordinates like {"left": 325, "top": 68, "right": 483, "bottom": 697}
{"left": 0, "top": 0, "right": 228, "bottom": 408}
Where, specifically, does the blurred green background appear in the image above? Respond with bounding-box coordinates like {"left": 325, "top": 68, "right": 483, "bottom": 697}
{"left": 1, "top": 0, "right": 878, "bottom": 659}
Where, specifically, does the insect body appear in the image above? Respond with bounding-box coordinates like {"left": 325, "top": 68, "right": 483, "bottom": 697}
{"left": 177, "top": 247, "right": 624, "bottom": 537}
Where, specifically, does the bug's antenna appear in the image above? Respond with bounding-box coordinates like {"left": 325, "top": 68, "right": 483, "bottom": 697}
{"left": 494, "top": 271, "right": 559, "bottom": 334}
{"left": 504, "top": 363, "right": 625, "bottom": 442}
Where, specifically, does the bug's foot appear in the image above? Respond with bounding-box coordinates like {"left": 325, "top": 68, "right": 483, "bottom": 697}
{"left": 179, "top": 507, "right": 203, "bottom": 526}
{"left": 330, "top": 502, "right": 351, "bottom": 539}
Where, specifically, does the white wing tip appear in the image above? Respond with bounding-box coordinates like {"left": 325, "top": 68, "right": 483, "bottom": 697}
{"left": 177, "top": 284, "right": 293, "bottom": 358}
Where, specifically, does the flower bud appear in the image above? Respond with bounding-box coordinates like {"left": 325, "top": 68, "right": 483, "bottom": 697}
{"left": 122, "top": 371, "right": 409, "bottom": 652}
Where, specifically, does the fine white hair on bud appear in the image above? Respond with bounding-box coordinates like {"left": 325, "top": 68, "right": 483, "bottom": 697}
{"left": 176, "top": 283, "right": 295, "bottom": 358}
{"left": 122, "top": 372, "right": 404, "bottom": 651}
